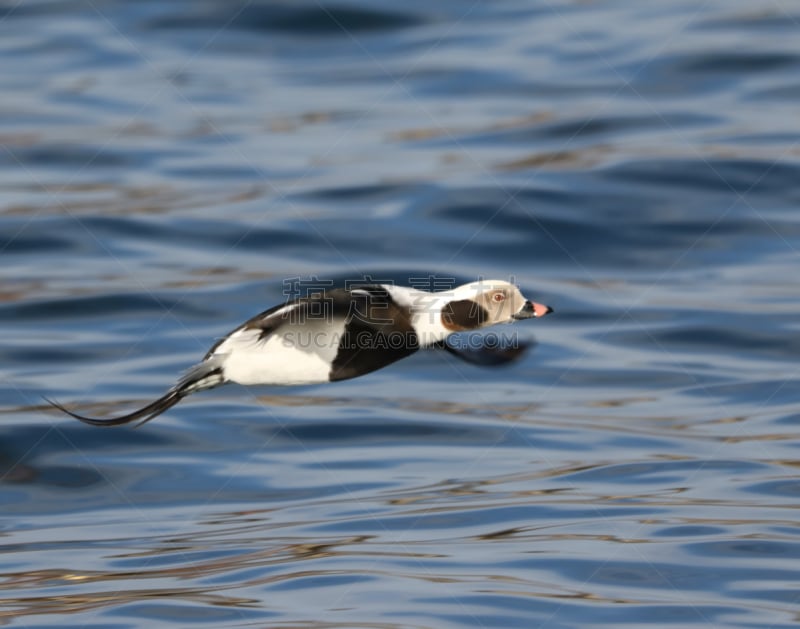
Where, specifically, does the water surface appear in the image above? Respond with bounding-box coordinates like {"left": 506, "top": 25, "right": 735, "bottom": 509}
{"left": 2, "top": 1, "right": 800, "bottom": 627}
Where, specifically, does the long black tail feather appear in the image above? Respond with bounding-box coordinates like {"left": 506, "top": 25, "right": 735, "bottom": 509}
{"left": 47, "top": 363, "right": 225, "bottom": 427}
{"left": 44, "top": 390, "right": 184, "bottom": 427}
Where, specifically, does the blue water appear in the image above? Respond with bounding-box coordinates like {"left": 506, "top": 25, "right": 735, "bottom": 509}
{"left": 2, "top": 1, "right": 800, "bottom": 626}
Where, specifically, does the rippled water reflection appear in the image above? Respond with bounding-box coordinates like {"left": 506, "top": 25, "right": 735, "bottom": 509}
{"left": 3, "top": 1, "right": 800, "bottom": 627}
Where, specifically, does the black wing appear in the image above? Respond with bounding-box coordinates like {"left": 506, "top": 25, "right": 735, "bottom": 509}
{"left": 435, "top": 337, "right": 535, "bottom": 367}
{"left": 328, "top": 286, "right": 420, "bottom": 381}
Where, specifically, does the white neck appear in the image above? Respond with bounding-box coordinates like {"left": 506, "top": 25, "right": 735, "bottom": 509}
{"left": 381, "top": 285, "right": 454, "bottom": 347}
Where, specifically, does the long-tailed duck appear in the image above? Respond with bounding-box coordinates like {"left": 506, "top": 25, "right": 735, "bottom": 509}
{"left": 48, "top": 280, "right": 552, "bottom": 426}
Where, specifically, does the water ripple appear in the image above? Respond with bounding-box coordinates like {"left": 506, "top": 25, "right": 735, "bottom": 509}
{"left": 2, "top": 1, "right": 800, "bottom": 627}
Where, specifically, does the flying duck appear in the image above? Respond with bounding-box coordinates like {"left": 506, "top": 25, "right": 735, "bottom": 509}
{"left": 48, "top": 280, "right": 552, "bottom": 426}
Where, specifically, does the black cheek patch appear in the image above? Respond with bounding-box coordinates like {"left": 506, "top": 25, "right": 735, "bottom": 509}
{"left": 441, "top": 299, "right": 488, "bottom": 331}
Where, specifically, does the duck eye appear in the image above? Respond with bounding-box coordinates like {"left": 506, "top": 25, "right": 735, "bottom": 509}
{"left": 492, "top": 293, "right": 505, "bottom": 302}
